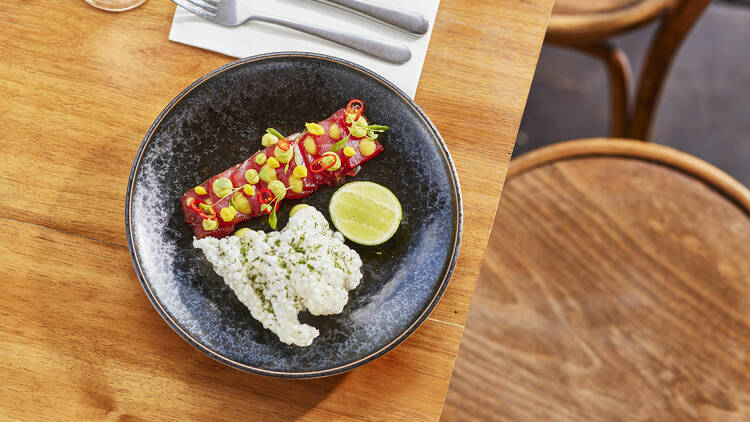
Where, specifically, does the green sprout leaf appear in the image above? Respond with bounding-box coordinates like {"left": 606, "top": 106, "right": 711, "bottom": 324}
{"left": 266, "top": 128, "right": 284, "bottom": 139}
{"left": 268, "top": 207, "right": 277, "bottom": 229}
{"left": 366, "top": 124, "right": 389, "bottom": 132}
{"left": 330, "top": 135, "right": 350, "bottom": 152}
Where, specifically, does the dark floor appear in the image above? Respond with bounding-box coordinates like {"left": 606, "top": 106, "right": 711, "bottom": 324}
{"left": 516, "top": 1, "right": 750, "bottom": 186}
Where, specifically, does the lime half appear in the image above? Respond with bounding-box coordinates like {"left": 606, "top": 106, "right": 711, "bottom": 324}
{"left": 329, "top": 182, "right": 402, "bottom": 245}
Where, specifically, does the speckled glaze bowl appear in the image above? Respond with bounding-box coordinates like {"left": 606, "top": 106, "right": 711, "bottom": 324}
{"left": 126, "top": 53, "right": 462, "bottom": 378}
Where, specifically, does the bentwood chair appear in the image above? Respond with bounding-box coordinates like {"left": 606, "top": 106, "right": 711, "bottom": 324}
{"left": 442, "top": 138, "right": 750, "bottom": 421}
{"left": 546, "top": 0, "right": 712, "bottom": 139}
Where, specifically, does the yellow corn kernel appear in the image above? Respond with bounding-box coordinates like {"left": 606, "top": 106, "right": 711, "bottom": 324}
{"left": 212, "top": 178, "right": 233, "bottom": 197}
{"left": 232, "top": 191, "right": 252, "bottom": 214}
{"left": 255, "top": 153, "right": 267, "bottom": 165}
{"left": 358, "top": 138, "right": 376, "bottom": 156}
{"left": 268, "top": 180, "right": 287, "bottom": 200}
{"left": 303, "top": 136, "right": 317, "bottom": 155}
{"left": 267, "top": 157, "right": 280, "bottom": 169}
{"left": 305, "top": 122, "right": 325, "bottom": 136}
{"left": 243, "top": 184, "right": 255, "bottom": 196}
{"left": 244, "top": 169, "right": 259, "bottom": 184}
{"left": 346, "top": 114, "right": 368, "bottom": 125}
{"left": 194, "top": 186, "right": 207, "bottom": 195}
{"left": 259, "top": 164, "right": 277, "bottom": 183}
{"left": 293, "top": 165, "right": 308, "bottom": 178}
{"left": 220, "top": 206, "right": 237, "bottom": 222}
{"left": 349, "top": 122, "right": 368, "bottom": 138}
{"left": 274, "top": 146, "right": 293, "bottom": 163}
{"left": 342, "top": 146, "right": 356, "bottom": 157}
{"left": 328, "top": 123, "right": 341, "bottom": 140}
{"left": 202, "top": 218, "right": 218, "bottom": 231}
{"left": 261, "top": 133, "right": 278, "bottom": 147}
{"left": 288, "top": 175, "right": 304, "bottom": 194}
{"left": 234, "top": 228, "right": 251, "bottom": 238}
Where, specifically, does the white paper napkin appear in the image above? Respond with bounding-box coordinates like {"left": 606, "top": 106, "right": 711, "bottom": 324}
{"left": 168, "top": 0, "right": 440, "bottom": 98}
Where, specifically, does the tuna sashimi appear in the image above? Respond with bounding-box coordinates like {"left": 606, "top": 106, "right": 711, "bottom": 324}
{"left": 180, "top": 101, "right": 386, "bottom": 238}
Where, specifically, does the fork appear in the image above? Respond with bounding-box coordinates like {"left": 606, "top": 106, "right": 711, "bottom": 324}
{"left": 172, "top": 0, "right": 412, "bottom": 64}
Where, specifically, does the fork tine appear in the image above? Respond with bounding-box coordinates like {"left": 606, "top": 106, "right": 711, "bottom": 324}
{"left": 183, "top": 0, "right": 218, "bottom": 13}
{"left": 201, "top": 0, "right": 219, "bottom": 6}
{"left": 171, "top": 0, "right": 215, "bottom": 19}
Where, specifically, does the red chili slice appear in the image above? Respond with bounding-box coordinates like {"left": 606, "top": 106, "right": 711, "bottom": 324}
{"left": 310, "top": 155, "right": 336, "bottom": 173}
{"left": 257, "top": 188, "right": 279, "bottom": 215}
{"left": 258, "top": 188, "right": 279, "bottom": 215}
{"left": 346, "top": 99, "right": 363, "bottom": 122}
{"left": 189, "top": 199, "right": 216, "bottom": 220}
{"left": 277, "top": 138, "right": 290, "bottom": 151}
{"left": 257, "top": 188, "right": 274, "bottom": 205}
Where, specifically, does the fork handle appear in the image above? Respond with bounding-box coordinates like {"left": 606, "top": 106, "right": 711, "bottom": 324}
{"left": 252, "top": 15, "right": 412, "bottom": 64}
{"left": 318, "top": 0, "right": 429, "bottom": 35}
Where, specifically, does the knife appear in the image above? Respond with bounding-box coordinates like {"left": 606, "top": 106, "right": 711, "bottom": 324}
{"left": 313, "top": 0, "right": 430, "bottom": 35}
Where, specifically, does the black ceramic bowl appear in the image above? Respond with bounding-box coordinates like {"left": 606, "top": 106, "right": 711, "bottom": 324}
{"left": 126, "top": 53, "right": 462, "bottom": 378}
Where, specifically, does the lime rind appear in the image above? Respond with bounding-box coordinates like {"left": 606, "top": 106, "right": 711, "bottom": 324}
{"left": 329, "top": 182, "right": 402, "bottom": 246}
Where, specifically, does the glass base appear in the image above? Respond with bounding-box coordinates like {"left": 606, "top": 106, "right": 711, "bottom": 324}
{"left": 84, "top": 0, "right": 147, "bottom": 12}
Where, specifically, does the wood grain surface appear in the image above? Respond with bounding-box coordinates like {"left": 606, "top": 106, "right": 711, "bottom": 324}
{"left": 442, "top": 139, "right": 750, "bottom": 421}
{"left": 0, "top": 0, "right": 552, "bottom": 420}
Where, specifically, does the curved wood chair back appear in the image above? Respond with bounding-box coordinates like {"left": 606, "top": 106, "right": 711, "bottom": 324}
{"left": 546, "top": 0, "right": 711, "bottom": 139}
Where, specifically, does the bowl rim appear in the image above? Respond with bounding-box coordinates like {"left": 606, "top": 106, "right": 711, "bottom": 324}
{"left": 125, "top": 52, "right": 463, "bottom": 378}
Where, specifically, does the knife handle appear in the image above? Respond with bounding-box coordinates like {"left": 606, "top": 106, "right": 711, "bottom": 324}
{"left": 254, "top": 14, "right": 412, "bottom": 63}
{"left": 321, "top": 0, "right": 429, "bottom": 35}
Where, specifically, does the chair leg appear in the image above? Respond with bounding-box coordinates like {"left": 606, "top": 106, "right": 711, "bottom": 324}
{"left": 627, "top": 0, "right": 712, "bottom": 140}
{"left": 574, "top": 43, "right": 632, "bottom": 138}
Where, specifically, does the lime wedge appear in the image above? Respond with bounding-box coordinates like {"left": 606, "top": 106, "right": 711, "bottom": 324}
{"left": 329, "top": 182, "right": 402, "bottom": 246}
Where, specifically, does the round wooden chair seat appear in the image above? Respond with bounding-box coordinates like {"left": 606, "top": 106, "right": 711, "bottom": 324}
{"left": 443, "top": 139, "right": 750, "bottom": 421}
{"left": 548, "top": 0, "right": 675, "bottom": 44}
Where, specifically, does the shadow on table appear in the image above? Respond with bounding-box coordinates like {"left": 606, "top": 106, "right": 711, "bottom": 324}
{"left": 128, "top": 319, "right": 350, "bottom": 420}
{"left": 196, "top": 361, "right": 348, "bottom": 420}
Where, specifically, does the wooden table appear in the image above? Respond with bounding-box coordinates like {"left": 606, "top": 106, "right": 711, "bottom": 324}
{"left": 0, "top": 1, "right": 552, "bottom": 420}
{"left": 443, "top": 139, "right": 750, "bottom": 421}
